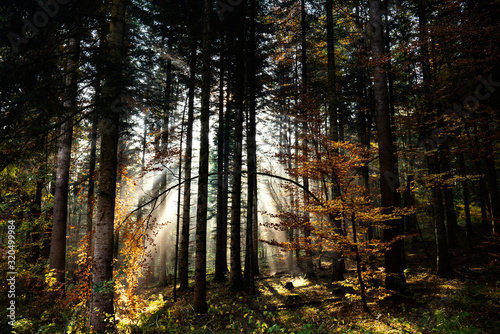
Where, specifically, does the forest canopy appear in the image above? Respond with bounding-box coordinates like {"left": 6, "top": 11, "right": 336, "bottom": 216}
{"left": 0, "top": 0, "right": 499, "bottom": 333}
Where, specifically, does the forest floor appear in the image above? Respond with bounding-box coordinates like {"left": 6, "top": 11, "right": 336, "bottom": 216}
{"left": 122, "top": 231, "right": 500, "bottom": 333}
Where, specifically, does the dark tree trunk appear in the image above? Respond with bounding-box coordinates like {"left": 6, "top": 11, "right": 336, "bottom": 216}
{"left": 179, "top": 36, "right": 197, "bottom": 292}
{"left": 193, "top": 0, "right": 211, "bottom": 314}
{"left": 441, "top": 146, "right": 458, "bottom": 247}
{"left": 90, "top": 0, "right": 126, "bottom": 330}
{"left": 418, "top": 1, "right": 451, "bottom": 277}
{"left": 482, "top": 121, "right": 500, "bottom": 234}
{"left": 214, "top": 35, "right": 228, "bottom": 283}
{"left": 369, "top": 0, "right": 406, "bottom": 293}
{"left": 459, "top": 153, "right": 473, "bottom": 237}
{"left": 49, "top": 29, "right": 79, "bottom": 285}
{"left": 326, "top": 0, "right": 337, "bottom": 142}
{"left": 229, "top": 2, "right": 245, "bottom": 292}
{"left": 245, "top": 0, "right": 258, "bottom": 293}
{"left": 158, "top": 28, "right": 174, "bottom": 289}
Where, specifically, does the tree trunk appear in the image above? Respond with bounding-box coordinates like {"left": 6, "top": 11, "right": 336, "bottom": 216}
{"left": 214, "top": 34, "right": 228, "bottom": 283}
{"left": 458, "top": 153, "right": 473, "bottom": 237}
{"left": 441, "top": 147, "right": 458, "bottom": 247}
{"left": 418, "top": 0, "right": 451, "bottom": 277}
{"left": 369, "top": 0, "right": 406, "bottom": 293}
{"left": 179, "top": 35, "right": 197, "bottom": 291}
{"left": 245, "top": 0, "right": 258, "bottom": 292}
{"left": 90, "top": 0, "right": 126, "bottom": 330}
{"left": 229, "top": 3, "right": 245, "bottom": 292}
{"left": 326, "top": 0, "right": 337, "bottom": 142}
{"left": 49, "top": 29, "right": 79, "bottom": 285}
{"left": 158, "top": 232, "right": 168, "bottom": 286}
{"left": 482, "top": 121, "right": 500, "bottom": 234}
{"left": 193, "top": 0, "right": 211, "bottom": 314}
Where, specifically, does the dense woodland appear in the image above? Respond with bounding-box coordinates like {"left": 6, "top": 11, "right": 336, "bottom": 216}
{"left": 1, "top": 0, "right": 500, "bottom": 333}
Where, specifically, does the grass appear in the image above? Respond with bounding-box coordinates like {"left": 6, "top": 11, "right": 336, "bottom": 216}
{"left": 116, "top": 254, "right": 499, "bottom": 334}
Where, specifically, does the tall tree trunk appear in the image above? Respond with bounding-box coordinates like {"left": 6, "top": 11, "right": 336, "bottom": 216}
{"left": 300, "top": 0, "right": 315, "bottom": 279}
{"left": 158, "top": 231, "right": 168, "bottom": 286}
{"left": 158, "top": 28, "right": 174, "bottom": 288}
{"left": 245, "top": 0, "right": 258, "bottom": 292}
{"left": 440, "top": 142, "right": 458, "bottom": 247}
{"left": 369, "top": 0, "right": 406, "bottom": 292}
{"left": 30, "top": 170, "right": 44, "bottom": 261}
{"left": 482, "top": 121, "right": 500, "bottom": 234}
{"left": 229, "top": 3, "right": 245, "bottom": 292}
{"left": 179, "top": 36, "right": 197, "bottom": 291}
{"left": 459, "top": 153, "right": 473, "bottom": 237}
{"left": 430, "top": 157, "right": 452, "bottom": 276}
{"left": 214, "top": 34, "right": 228, "bottom": 283}
{"left": 418, "top": 0, "right": 451, "bottom": 276}
{"left": 193, "top": 0, "right": 211, "bottom": 314}
{"left": 326, "top": 0, "right": 337, "bottom": 142}
{"left": 49, "top": 29, "right": 79, "bottom": 285}
{"left": 90, "top": 0, "right": 126, "bottom": 330}
{"left": 87, "top": 116, "right": 98, "bottom": 236}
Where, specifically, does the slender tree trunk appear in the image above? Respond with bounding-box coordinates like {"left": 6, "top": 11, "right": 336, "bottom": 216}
{"left": 326, "top": 0, "right": 337, "bottom": 142}
{"left": 158, "top": 232, "right": 168, "bottom": 286}
{"left": 87, "top": 116, "right": 98, "bottom": 236}
{"left": 300, "top": 0, "right": 315, "bottom": 279}
{"left": 369, "top": 0, "right": 406, "bottom": 292}
{"left": 245, "top": 0, "right": 258, "bottom": 292}
{"left": 430, "top": 162, "right": 452, "bottom": 276}
{"left": 90, "top": 0, "right": 126, "bottom": 330}
{"left": 418, "top": 1, "right": 451, "bottom": 277}
{"left": 158, "top": 29, "right": 174, "bottom": 288}
{"left": 229, "top": 3, "right": 245, "bottom": 291}
{"left": 214, "top": 35, "right": 228, "bottom": 283}
{"left": 459, "top": 153, "right": 473, "bottom": 237}
{"left": 29, "top": 172, "right": 44, "bottom": 261}
{"left": 482, "top": 121, "right": 500, "bottom": 234}
{"left": 179, "top": 36, "right": 197, "bottom": 291}
{"left": 193, "top": 0, "right": 211, "bottom": 314}
{"left": 49, "top": 30, "right": 79, "bottom": 285}
{"left": 441, "top": 146, "right": 458, "bottom": 247}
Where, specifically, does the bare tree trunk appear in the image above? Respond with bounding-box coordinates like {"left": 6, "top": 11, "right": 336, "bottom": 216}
{"left": 418, "top": 0, "right": 451, "bottom": 277}
{"left": 214, "top": 34, "right": 228, "bottom": 283}
{"left": 245, "top": 0, "right": 258, "bottom": 293}
{"left": 459, "top": 153, "right": 473, "bottom": 237}
{"left": 179, "top": 35, "right": 197, "bottom": 291}
{"left": 482, "top": 121, "right": 500, "bottom": 234}
{"left": 229, "top": 3, "right": 245, "bottom": 292}
{"left": 49, "top": 29, "right": 79, "bottom": 285}
{"left": 193, "top": 0, "right": 211, "bottom": 314}
{"left": 90, "top": 0, "right": 126, "bottom": 330}
{"left": 326, "top": 0, "right": 337, "bottom": 142}
{"left": 369, "top": 0, "right": 406, "bottom": 293}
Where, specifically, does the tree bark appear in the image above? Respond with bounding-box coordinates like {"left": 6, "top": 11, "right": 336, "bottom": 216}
{"left": 229, "top": 2, "right": 245, "bottom": 292}
{"left": 458, "top": 153, "right": 473, "bottom": 237}
{"left": 90, "top": 0, "right": 126, "bottom": 330}
{"left": 49, "top": 29, "right": 79, "bottom": 285}
{"left": 214, "top": 34, "right": 228, "bottom": 283}
{"left": 179, "top": 35, "right": 197, "bottom": 291}
{"left": 245, "top": 0, "right": 258, "bottom": 292}
{"left": 193, "top": 0, "right": 211, "bottom": 314}
{"left": 326, "top": 0, "right": 337, "bottom": 142}
{"left": 482, "top": 121, "right": 500, "bottom": 234}
{"left": 369, "top": 0, "right": 406, "bottom": 292}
